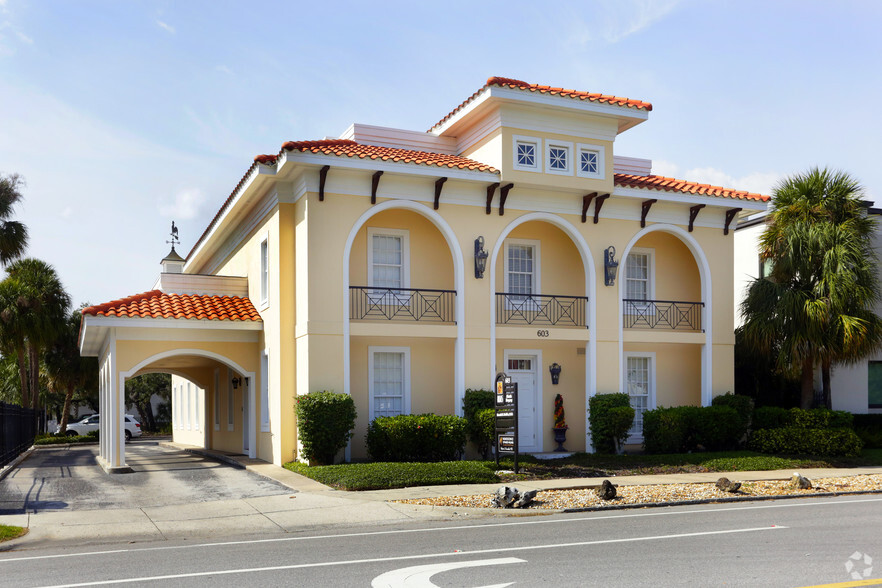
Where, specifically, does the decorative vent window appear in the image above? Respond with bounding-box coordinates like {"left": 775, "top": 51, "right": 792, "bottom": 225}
{"left": 545, "top": 141, "right": 573, "bottom": 175}
{"left": 625, "top": 354, "right": 654, "bottom": 439}
{"left": 369, "top": 347, "right": 410, "bottom": 420}
{"left": 576, "top": 144, "right": 605, "bottom": 179}
{"left": 513, "top": 136, "right": 540, "bottom": 171}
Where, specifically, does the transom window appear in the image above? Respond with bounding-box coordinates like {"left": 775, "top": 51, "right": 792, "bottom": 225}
{"left": 625, "top": 354, "right": 654, "bottom": 439}
{"left": 508, "top": 359, "right": 533, "bottom": 371}
{"left": 367, "top": 228, "right": 409, "bottom": 290}
{"left": 369, "top": 347, "right": 410, "bottom": 420}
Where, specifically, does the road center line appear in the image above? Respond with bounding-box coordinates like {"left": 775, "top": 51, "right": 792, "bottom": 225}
{"left": 2, "top": 495, "right": 878, "bottom": 564}
{"left": 35, "top": 526, "right": 787, "bottom": 588}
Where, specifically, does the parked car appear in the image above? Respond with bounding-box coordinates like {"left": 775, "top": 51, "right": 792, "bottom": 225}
{"left": 57, "top": 414, "right": 143, "bottom": 441}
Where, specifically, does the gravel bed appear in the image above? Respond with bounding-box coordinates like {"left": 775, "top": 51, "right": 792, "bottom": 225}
{"left": 394, "top": 474, "right": 882, "bottom": 511}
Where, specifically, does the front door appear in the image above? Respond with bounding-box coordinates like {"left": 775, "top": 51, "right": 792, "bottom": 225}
{"left": 241, "top": 376, "right": 250, "bottom": 454}
{"left": 506, "top": 353, "right": 539, "bottom": 452}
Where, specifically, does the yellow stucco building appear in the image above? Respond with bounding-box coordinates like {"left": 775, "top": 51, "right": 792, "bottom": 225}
{"left": 79, "top": 77, "right": 768, "bottom": 472}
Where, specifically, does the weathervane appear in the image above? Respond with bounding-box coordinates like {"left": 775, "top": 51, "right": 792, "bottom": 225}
{"left": 167, "top": 221, "right": 180, "bottom": 251}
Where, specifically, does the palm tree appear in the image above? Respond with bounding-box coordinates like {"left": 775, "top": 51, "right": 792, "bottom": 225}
{"left": 0, "top": 174, "right": 29, "bottom": 265}
{"left": 1, "top": 259, "right": 71, "bottom": 410}
{"left": 741, "top": 168, "right": 882, "bottom": 408}
{"left": 44, "top": 306, "right": 98, "bottom": 434}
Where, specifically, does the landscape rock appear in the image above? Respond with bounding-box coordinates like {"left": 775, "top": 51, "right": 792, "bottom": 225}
{"left": 595, "top": 479, "right": 617, "bottom": 501}
{"left": 791, "top": 473, "right": 812, "bottom": 490}
{"left": 715, "top": 477, "right": 742, "bottom": 493}
{"left": 512, "top": 489, "right": 538, "bottom": 508}
{"left": 491, "top": 486, "right": 537, "bottom": 508}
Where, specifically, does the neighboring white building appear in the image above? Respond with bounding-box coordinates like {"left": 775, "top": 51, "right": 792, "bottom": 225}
{"left": 734, "top": 209, "right": 882, "bottom": 414}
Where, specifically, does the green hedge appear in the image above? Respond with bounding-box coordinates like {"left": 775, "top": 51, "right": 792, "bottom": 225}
{"left": 284, "top": 460, "right": 499, "bottom": 491}
{"left": 748, "top": 427, "right": 863, "bottom": 457}
{"left": 295, "top": 391, "right": 357, "bottom": 465}
{"left": 588, "top": 393, "right": 634, "bottom": 454}
{"left": 711, "top": 393, "right": 754, "bottom": 432}
{"left": 752, "top": 407, "right": 853, "bottom": 431}
{"left": 34, "top": 430, "right": 99, "bottom": 445}
{"left": 366, "top": 414, "right": 467, "bottom": 462}
{"left": 642, "top": 405, "right": 746, "bottom": 454}
{"left": 476, "top": 408, "right": 496, "bottom": 456}
{"left": 853, "top": 414, "right": 882, "bottom": 449}
{"left": 462, "top": 389, "right": 494, "bottom": 458}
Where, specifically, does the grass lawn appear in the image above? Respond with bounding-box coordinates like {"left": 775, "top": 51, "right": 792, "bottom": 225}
{"left": 285, "top": 448, "right": 882, "bottom": 491}
{"left": 0, "top": 525, "right": 27, "bottom": 542}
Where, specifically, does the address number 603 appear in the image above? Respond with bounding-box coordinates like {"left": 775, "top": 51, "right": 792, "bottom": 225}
{"left": 537, "top": 330, "right": 550, "bottom": 337}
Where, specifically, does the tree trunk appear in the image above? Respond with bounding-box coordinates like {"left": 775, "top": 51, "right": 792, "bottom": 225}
{"left": 143, "top": 401, "right": 156, "bottom": 432}
{"left": 800, "top": 357, "right": 814, "bottom": 409}
{"left": 16, "top": 345, "right": 28, "bottom": 408}
{"left": 58, "top": 384, "right": 74, "bottom": 434}
{"left": 821, "top": 359, "right": 833, "bottom": 409}
{"left": 28, "top": 343, "right": 39, "bottom": 411}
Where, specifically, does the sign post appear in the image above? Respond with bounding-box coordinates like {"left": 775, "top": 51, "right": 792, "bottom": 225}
{"left": 494, "top": 372, "right": 518, "bottom": 474}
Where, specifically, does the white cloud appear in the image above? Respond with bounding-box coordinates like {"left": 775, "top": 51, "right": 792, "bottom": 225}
{"left": 60, "top": 206, "right": 73, "bottom": 218}
{"left": 156, "top": 20, "right": 175, "bottom": 34}
{"left": 159, "top": 188, "right": 207, "bottom": 220}
{"left": 567, "top": 0, "right": 682, "bottom": 45}
{"left": 15, "top": 30, "right": 30, "bottom": 44}
{"left": 215, "top": 64, "right": 233, "bottom": 75}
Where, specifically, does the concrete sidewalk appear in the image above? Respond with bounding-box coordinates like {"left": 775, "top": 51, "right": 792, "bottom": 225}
{"left": 2, "top": 442, "right": 881, "bottom": 551}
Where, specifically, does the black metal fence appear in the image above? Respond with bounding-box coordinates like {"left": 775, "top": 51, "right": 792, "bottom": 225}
{"left": 496, "top": 293, "right": 589, "bottom": 327}
{"left": 623, "top": 299, "right": 704, "bottom": 331}
{"left": 1, "top": 402, "right": 37, "bottom": 469}
{"left": 350, "top": 286, "right": 456, "bottom": 323}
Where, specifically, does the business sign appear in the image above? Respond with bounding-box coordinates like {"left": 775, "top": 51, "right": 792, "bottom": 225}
{"left": 494, "top": 372, "right": 519, "bottom": 473}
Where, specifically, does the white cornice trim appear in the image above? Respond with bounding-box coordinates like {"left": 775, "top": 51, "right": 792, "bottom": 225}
{"left": 84, "top": 316, "right": 263, "bottom": 331}
{"left": 282, "top": 152, "right": 498, "bottom": 182}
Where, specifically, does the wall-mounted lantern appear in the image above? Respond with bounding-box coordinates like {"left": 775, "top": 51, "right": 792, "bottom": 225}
{"left": 474, "top": 236, "right": 488, "bottom": 279}
{"left": 549, "top": 362, "right": 562, "bottom": 385}
{"left": 231, "top": 377, "right": 242, "bottom": 389}
{"left": 604, "top": 246, "right": 619, "bottom": 287}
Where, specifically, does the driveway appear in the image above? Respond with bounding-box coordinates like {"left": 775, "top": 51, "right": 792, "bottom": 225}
{"left": 0, "top": 440, "right": 291, "bottom": 515}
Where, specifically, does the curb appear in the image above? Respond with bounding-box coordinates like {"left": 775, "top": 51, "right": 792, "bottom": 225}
{"left": 0, "top": 448, "right": 34, "bottom": 482}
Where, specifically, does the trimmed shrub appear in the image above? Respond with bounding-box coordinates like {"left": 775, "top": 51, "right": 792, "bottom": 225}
{"left": 463, "top": 389, "right": 495, "bottom": 458}
{"left": 788, "top": 407, "right": 853, "bottom": 430}
{"left": 295, "top": 391, "right": 357, "bottom": 465}
{"left": 642, "top": 406, "right": 691, "bottom": 454}
{"left": 853, "top": 414, "right": 882, "bottom": 449}
{"left": 752, "top": 406, "right": 789, "bottom": 430}
{"left": 712, "top": 393, "right": 754, "bottom": 432}
{"left": 589, "top": 393, "right": 634, "bottom": 454}
{"left": 691, "top": 406, "right": 744, "bottom": 451}
{"left": 366, "top": 414, "right": 467, "bottom": 462}
{"left": 748, "top": 427, "right": 863, "bottom": 457}
{"left": 475, "top": 408, "right": 496, "bottom": 456}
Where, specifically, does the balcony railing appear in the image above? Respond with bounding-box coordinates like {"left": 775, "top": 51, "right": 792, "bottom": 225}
{"left": 350, "top": 286, "right": 456, "bottom": 323}
{"left": 496, "top": 293, "right": 589, "bottom": 327}
{"left": 623, "top": 299, "right": 703, "bottom": 331}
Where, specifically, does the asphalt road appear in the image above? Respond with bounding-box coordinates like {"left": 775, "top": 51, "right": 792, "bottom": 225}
{"left": 0, "top": 441, "right": 291, "bottom": 514}
{"left": 1, "top": 495, "right": 880, "bottom": 587}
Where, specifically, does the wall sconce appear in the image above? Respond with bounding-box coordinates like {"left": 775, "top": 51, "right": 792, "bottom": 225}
{"left": 231, "top": 377, "right": 242, "bottom": 389}
{"left": 474, "top": 236, "right": 488, "bottom": 279}
{"left": 604, "top": 246, "right": 619, "bottom": 287}
{"left": 549, "top": 363, "right": 562, "bottom": 385}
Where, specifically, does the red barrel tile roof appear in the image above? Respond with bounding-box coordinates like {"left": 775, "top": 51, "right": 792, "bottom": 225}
{"left": 277, "top": 139, "right": 498, "bottom": 172}
{"left": 431, "top": 76, "right": 653, "bottom": 131}
{"left": 615, "top": 173, "right": 770, "bottom": 202}
{"left": 82, "top": 290, "right": 262, "bottom": 321}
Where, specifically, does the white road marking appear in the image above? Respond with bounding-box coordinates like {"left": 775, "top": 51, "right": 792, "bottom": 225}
{"left": 34, "top": 526, "right": 784, "bottom": 587}
{"left": 370, "top": 557, "right": 524, "bottom": 588}
{"left": 2, "top": 495, "right": 876, "bottom": 564}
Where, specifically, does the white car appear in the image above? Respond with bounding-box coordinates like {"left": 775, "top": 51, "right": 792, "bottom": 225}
{"left": 58, "top": 414, "right": 143, "bottom": 441}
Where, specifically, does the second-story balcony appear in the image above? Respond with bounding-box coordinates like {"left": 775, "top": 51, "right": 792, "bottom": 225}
{"left": 496, "top": 293, "right": 589, "bottom": 328}
{"left": 623, "top": 299, "right": 703, "bottom": 331}
{"left": 350, "top": 286, "right": 456, "bottom": 323}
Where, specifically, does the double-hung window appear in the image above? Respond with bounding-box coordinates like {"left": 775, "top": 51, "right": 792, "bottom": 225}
{"left": 367, "top": 228, "right": 409, "bottom": 304}
{"left": 369, "top": 347, "right": 410, "bottom": 421}
{"left": 625, "top": 353, "right": 655, "bottom": 441}
{"left": 504, "top": 239, "right": 540, "bottom": 309}
{"left": 625, "top": 248, "right": 655, "bottom": 314}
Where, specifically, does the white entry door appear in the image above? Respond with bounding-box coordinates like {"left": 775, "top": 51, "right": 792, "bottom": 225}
{"left": 242, "top": 377, "right": 250, "bottom": 454}
{"left": 505, "top": 352, "right": 540, "bottom": 452}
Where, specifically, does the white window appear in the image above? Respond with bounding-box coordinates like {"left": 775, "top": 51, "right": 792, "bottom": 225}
{"left": 625, "top": 248, "right": 655, "bottom": 308}
{"left": 194, "top": 383, "right": 200, "bottom": 431}
{"left": 185, "top": 382, "right": 191, "bottom": 430}
{"left": 227, "top": 372, "right": 235, "bottom": 431}
{"left": 369, "top": 346, "right": 410, "bottom": 421}
{"left": 513, "top": 135, "right": 540, "bottom": 171}
{"left": 367, "top": 228, "right": 409, "bottom": 290}
{"left": 259, "top": 237, "right": 269, "bottom": 308}
{"left": 260, "top": 349, "right": 270, "bottom": 432}
{"left": 576, "top": 143, "right": 605, "bottom": 179}
{"left": 504, "top": 239, "right": 541, "bottom": 302}
{"left": 625, "top": 353, "right": 655, "bottom": 441}
{"left": 545, "top": 140, "right": 573, "bottom": 175}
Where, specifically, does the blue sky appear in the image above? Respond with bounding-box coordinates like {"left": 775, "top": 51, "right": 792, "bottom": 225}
{"left": 1, "top": 0, "right": 880, "bottom": 308}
